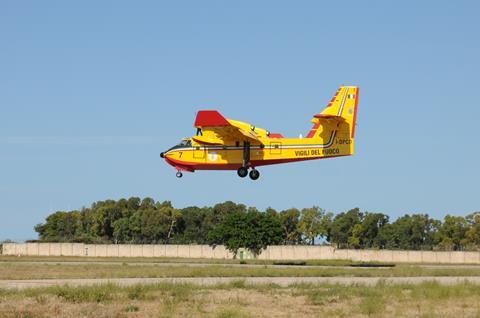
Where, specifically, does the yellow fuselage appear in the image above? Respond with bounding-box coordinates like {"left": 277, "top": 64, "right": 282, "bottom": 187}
{"left": 163, "top": 131, "right": 353, "bottom": 171}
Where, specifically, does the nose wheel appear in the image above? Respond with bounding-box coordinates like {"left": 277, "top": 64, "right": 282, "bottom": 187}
{"left": 176, "top": 171, "right": 183, "bottom": 178}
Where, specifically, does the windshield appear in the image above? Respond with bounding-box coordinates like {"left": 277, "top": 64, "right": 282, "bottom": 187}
{"left": 179, "top": 139, "right": 191, "bottom": 147}
{"left": 166, "top": 139, "right": 192, "bottom": 152}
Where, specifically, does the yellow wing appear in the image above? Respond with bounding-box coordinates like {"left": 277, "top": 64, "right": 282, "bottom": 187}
{"left": 192, "top": 110, "right": 263, "bottom": 145}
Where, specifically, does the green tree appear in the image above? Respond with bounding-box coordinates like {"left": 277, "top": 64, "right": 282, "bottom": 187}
{"left": 207, "top": 210, "right": 283, "bottom": 256}
{"left": 128, "top": 210, "right": 144, "bottom": 243}
{"left": 174, "top": 206, "right": 214, "bottom": 244}
{"left": 465, "top": 213, "right": 480, "bottom": 249}
{"left": 112, "top": 218, "right": 131, "bottom": 243}
{"left": 329, "top": 208, "right": 362, "bottom": 248}
{"left": 298, "top": 207, "right": 331, "bottom": 245}
{"left": 376, "top": 214, "right": 439, "bottom": 250}
{"left": 89, "top": 199, "right": 123, "bottom": 239}
{"left": 360, "top": 212, "right": 389, "bottom": 248}
{"left": 34, "top": 197, "right": 477, "bottom": 252}
{"left": 35, "top": 211, "right": 81, "bottom": 242}
{"left": 210, "top": 201, "right": 247, "bottom": 224}
{"left": 141, "top": 205, "right": 181, "bottom": 243}
{"left": 348, "top": 223, "right": 363, "bottom": 248}
{"left": 374, "top": 223, "right": 397, "bottom": 249}
{"left": 436, "top": 215, "right": 469, "bottom": 250}
{"left": 278, "top": 208, "right": 302, "bottom": 244}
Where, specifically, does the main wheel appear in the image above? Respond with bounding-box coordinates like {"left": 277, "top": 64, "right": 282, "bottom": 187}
{"left": 176, "top": 171, "right": 183, "bottom": 178}
{"left": 237, "top": 167, "right": 248, "bottom": 178}
{"left": 249, "top": 169, "right": 260, "bottom": 180}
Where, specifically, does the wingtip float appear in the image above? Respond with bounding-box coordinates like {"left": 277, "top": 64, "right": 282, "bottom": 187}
{"left": 160, "top": 86, "right": 359, "bottom": 180}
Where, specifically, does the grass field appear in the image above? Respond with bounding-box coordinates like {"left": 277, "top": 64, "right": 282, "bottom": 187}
{"left": 1, "top": 260, "right": 480, "bottom": 280}
{"left": 2, "top": 256, "right": 480, "bottom": 317}
{"left": 1, "top": 281, "right": 480, "bottom": 317}
{"left": 0, "top": 255, "right": 361, "bottom": 266}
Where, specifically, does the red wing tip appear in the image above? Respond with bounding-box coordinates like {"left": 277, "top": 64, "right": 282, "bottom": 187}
{"left": 194, "top": 110, "right": 230, "bottom": 127}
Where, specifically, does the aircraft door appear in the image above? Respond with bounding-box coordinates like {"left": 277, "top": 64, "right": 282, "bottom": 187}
{"left": 270, "top": 142, "right": 282, "bottom": 155}
{"left": 193, "top": 146, "right": 206, "bottom": 160}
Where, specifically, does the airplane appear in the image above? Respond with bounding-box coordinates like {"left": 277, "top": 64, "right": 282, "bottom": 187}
{"left": 160, "top": 85, "right": 359, "bottom": 180}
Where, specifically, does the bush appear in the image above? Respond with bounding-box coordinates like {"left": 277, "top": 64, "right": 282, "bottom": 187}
{"left": 50, "top": 284, "right": 113, "bottom": 303}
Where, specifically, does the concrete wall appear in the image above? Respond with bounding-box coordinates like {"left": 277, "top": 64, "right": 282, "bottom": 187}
{"left": 1, "top": 243, "right": 479, "bottom": 264}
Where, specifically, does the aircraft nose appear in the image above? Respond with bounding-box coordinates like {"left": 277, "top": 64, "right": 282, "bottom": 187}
{"left": 160, "top": 152, "right": 165, "bottom": 158}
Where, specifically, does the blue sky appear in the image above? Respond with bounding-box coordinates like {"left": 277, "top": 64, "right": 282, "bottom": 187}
{"left": 1, "top": 1, "right": 479, "bottom": 240}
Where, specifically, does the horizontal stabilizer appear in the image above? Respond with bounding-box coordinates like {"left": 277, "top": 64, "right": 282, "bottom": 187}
{"left": 313, "top": 114, "right": 345, "bottom": 120}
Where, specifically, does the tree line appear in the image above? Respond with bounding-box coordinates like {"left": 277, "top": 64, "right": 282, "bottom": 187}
{"left": 34, "top": 197, "right": 480, "bottom": 255}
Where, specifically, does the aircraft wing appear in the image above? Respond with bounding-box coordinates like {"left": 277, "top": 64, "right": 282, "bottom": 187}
{"left": 193, "top": 110, "right": 262, "bottom": 145}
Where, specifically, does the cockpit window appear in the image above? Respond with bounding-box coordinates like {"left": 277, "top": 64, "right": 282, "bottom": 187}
{"left": 179, "top": 139, "right": 192, "bottom": 147}
{"left": 166, "top": 139, "right": 192, "bottom": 153}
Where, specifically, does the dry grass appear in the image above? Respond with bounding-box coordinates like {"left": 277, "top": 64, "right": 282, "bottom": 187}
{"left": 1, "top": 281, "right": 480, "bottom": 317}
{"left": 1, "top": 261, "right": 480, "bottom": 280}
{"left": 2, "top": 256, "right": 480, "bottom": 317}
{"left": 0, "top": 255, "right": 359, "bottom": 266}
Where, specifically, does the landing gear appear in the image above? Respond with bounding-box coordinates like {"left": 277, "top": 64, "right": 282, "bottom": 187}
{"left": 176, "top": 171, "right": 183, "bottom": 178}
{"left": 239, "top": 142, "right": 252, "bottom": 179}
{"left": 249, "top": 169, "right": 260, "bottom": 180}
{"left": 237, "top": 141, "right": 260, "bottom": 180}
{"left": 242, "top": 142, "right": 250, "bottom": 168}
{"left": 237, "top": 167, "right": 248, "bottom": 178}
{"left": 237, "top": 167, "right": 260, "bottom": 180}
